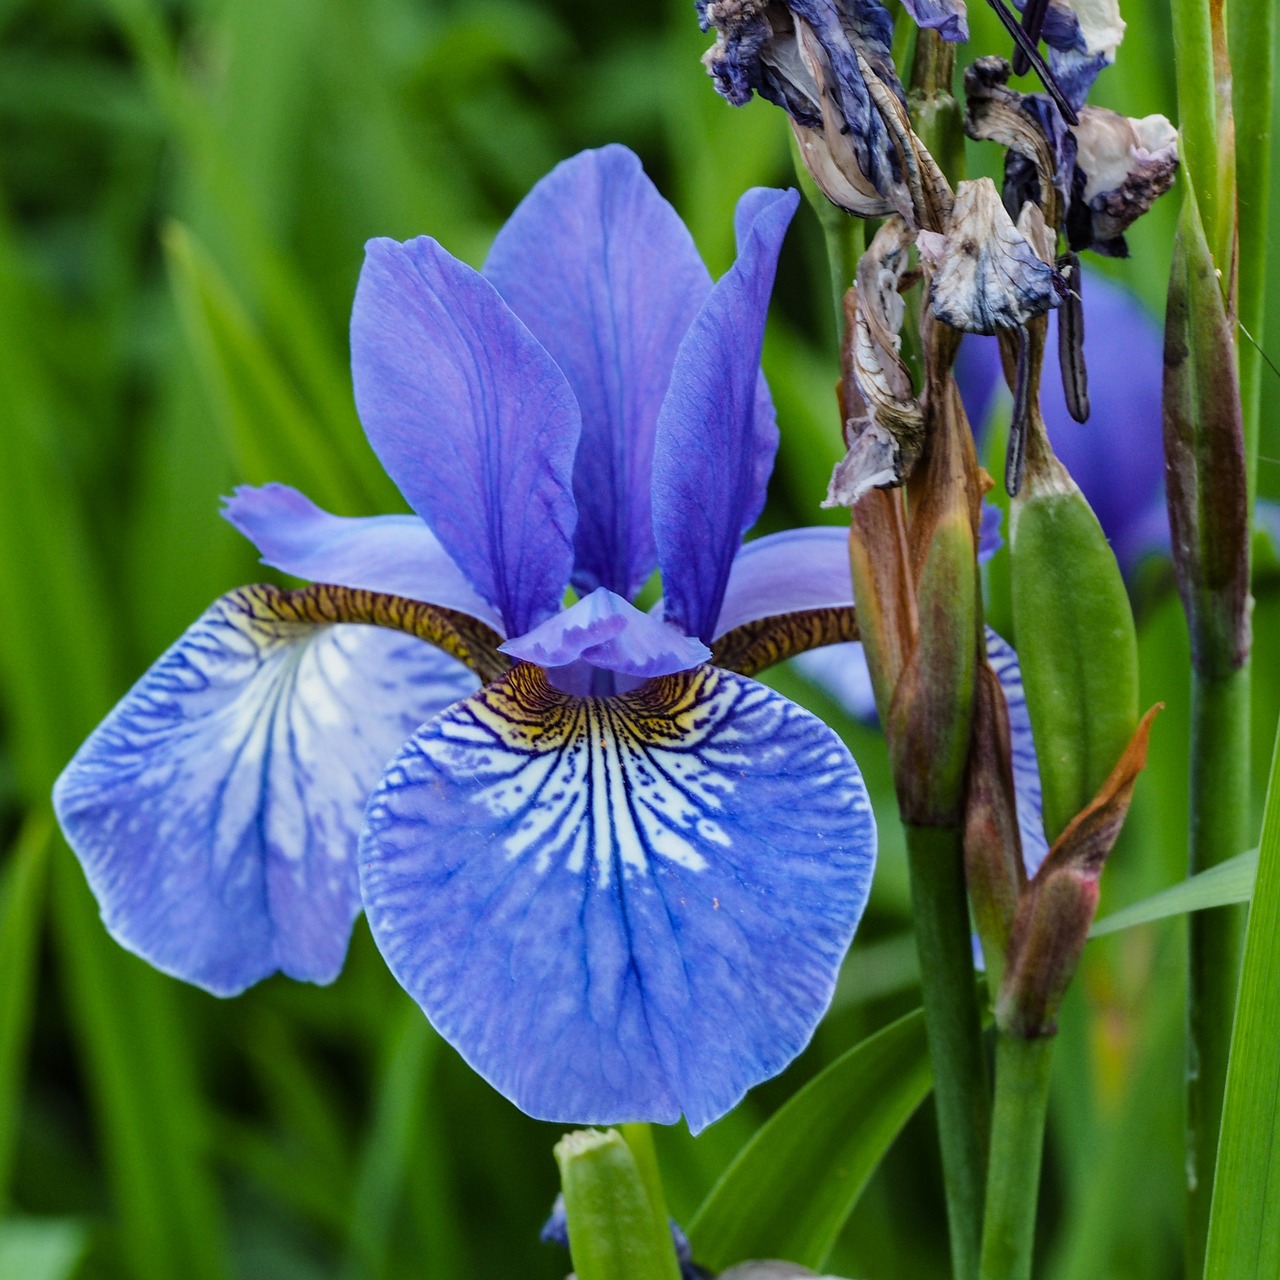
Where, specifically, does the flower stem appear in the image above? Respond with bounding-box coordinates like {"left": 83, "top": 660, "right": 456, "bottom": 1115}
{"left": 908, "top": 30, "right": 963, "bottom": 187}
{"left": 905, "top": 823, "right": 990, "bottom": 1280}
{"left": 1186, "top": 666, "right": 1251, "bottom": 1279}
{"left": 787, "top": 128, "right": 864, "bottom": 337}
{"left": 979, "top": 1033, "right": 1053, "bottom": 1280}
{"left": 1170, "top": 2, "right": 1254, "bottom": 1268}
{"left": 1229, "top": 0, "right": 1274, "bottom": 497}
{"left": 1171, "top": 0, "right": 1235, "bottom": 281}
{"left": 620, "top": 1123, "right": 674, "bottom": 1241}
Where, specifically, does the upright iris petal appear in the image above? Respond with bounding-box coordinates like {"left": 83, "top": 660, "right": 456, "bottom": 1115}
{"left": 653, "top": 187, "right": 799, "bottom": 643}
{"left": 351, "top": 237, "right": 581, "bottom": 636}
{"left": 484, "top": 146, "right": 712, "bottom": 601}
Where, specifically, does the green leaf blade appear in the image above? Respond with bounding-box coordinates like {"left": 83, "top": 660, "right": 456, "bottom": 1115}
{"left": 688, "top": 1008, "right": 932, "bottom": 1273}
{"left": 1088, "top": 848, "right": 1258, "bottom": 938}
{"left": 1204, "top": 722, "right": 1280, "bottom": 1276}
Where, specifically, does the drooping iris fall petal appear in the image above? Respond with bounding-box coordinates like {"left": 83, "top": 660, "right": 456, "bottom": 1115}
{"left": 360, "top": 663, "right": 875, "bottom": 1133}
{"left": 53, "top": 588, "right": 476, "bottom": 995}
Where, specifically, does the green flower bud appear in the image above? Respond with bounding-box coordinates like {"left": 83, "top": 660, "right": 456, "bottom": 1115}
{"left": 553, "top": 1130, "right": 681, "bottom": 1280}
{"left": 1010, "top": 455, "right": 1139, "bottom": 843}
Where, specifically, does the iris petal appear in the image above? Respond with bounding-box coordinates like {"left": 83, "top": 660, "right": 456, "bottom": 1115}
{"left": 360, "top": 663, "right": 876, "bottom": 1133}
{"left": 53, "top": 588, "right": 477, "bottom": 996}
{"left": 652, "top": 186, "right": 799, "bottom": 644}
{"left": 351, "top": 236, "right": 580, "bottom": 636}
{"left": 900, "top": 0, "right": 968, "bottom": 41}
{"left": 484, "top": 146, "right": 712, "bottom": 601}
{"left": 500, "top": 588, "right": 710, "bottom": 677}
{"left": 708, "top": 509, "right": 1001, "bottom": 642}
{"left": 984, "top": 628, "right": 1049, "bottom": 877}
{"left": 223, "top": 483, "right": 503, "bottom": 630}
{"left": 713, "top": 527, "right": 853, "bottom": 636}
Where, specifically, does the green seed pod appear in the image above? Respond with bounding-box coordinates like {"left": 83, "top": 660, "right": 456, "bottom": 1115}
{"left": 1010, "top": 456, "right": 1139, "bottom": 843}
{"left": 553, "top": 1129, "right": 680, "bottom": 1280}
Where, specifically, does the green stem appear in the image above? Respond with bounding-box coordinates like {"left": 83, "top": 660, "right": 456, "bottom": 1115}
{"left": 555, "top": 1130, "right": 681, "bottom": 1280}
{"left": 1204, "top": 723, "right": 1280, "bottom": 1275}
{"left": 1171, "top": 0, "right": 1233, "bottom": 283}
{"left": 1229, "top": 0, "right": 1274, "bottom": 498}
{"left": 821, "top": 217, "right": 864, "bottom": 336}
{"left": 979, "top": 1034, "right": 1053, "bottom": 1280}
{"left": 906, "top": 824, "right": 990, "bottom": 1280}
{"left": 908, "top": 30, "right": 963, "bottom": 187}
{"left": 620, "top": 1124, "right": 673, "bottom": 1240}
{"left": 1186, "top": 666, "right": 1251, "bottom": 1279}
{"left": 787, "top": 128, "right": 864, "bottom": 337}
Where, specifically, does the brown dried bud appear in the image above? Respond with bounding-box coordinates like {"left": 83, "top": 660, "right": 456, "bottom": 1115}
{"left": 997, "top": 707, "right": 1159, "bottom": 1037}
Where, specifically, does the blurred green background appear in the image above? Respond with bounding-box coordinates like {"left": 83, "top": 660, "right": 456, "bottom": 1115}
{"left": 1, "top": 1, "right": 1278, "bottom": 1277}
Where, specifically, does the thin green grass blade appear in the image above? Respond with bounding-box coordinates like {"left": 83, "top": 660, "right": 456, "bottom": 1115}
{"left": 50, "top": 858, "right": 229, "bottom": 1280}
{"left": 0, "top": 816, "right": 52, "bottom": 1209}
{"left": 1044, "top": 948, "right": 1184, "bottom": 1280}
{"left": 0, "top": 203, "right": 228, "bottom": 1280}
{"left": 106, "top": 0, "right": 396, "bottom": 507}
{"left": 344, "top": 1007, "right": 464, "bottom": 1280}
{"left": 164, "top": 222, "right": 363, "bottom": 514}
{"left": 1088, "top": 848, "right": 1258, "bottom": 938}
{"left": 688, "top": 1008, "right": 931, "bottom": 1272}
{"left": 1203, "top": 719, "right": 1280, "bottom": 1277}
{"left": 1229, "top": 0, "right": 1274, "bottom": 496}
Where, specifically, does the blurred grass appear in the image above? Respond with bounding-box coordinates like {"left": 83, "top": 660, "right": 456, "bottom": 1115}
{"left": 0, "top": 1, "right": 1275, "bottom": 1277}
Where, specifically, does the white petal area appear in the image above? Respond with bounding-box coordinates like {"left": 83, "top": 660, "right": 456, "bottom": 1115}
{"left": 1067, "top": 0, "right": 1125, "bottom": 58}
{"left": 54, "top": 588, "right": 478, "bottom": 995}
{"left": 361, "top": 664, "right": 876, "bottom": 1132}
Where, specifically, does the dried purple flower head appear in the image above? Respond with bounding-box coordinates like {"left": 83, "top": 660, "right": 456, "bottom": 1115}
{"left": 965, "top": 55, "right": 1078, "bottom": 228}
{"left": 1066, "top": 107, "right": 1178, "bottom": 256}
{"left": 823, "top": 218, "right": 923, "bottom": 505}
{"left": 697, "top": 0, "right": 965, "bottom": 220}
{"left": 965, "top": 56, "right": 1178, "bottom": 258}
{"left": 1009, "top": 0, "right": 1126, "bottom": 111}
{"left": 922, "top": 178, "right": 1067, "bottom": 334}
{"left": 698, "top": 0, "right": 905, "bottom": 216}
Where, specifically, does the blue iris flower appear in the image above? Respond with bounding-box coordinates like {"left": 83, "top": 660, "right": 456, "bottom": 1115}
{"left": 53, "top": 146, "right": 878, "bottom": 1133}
